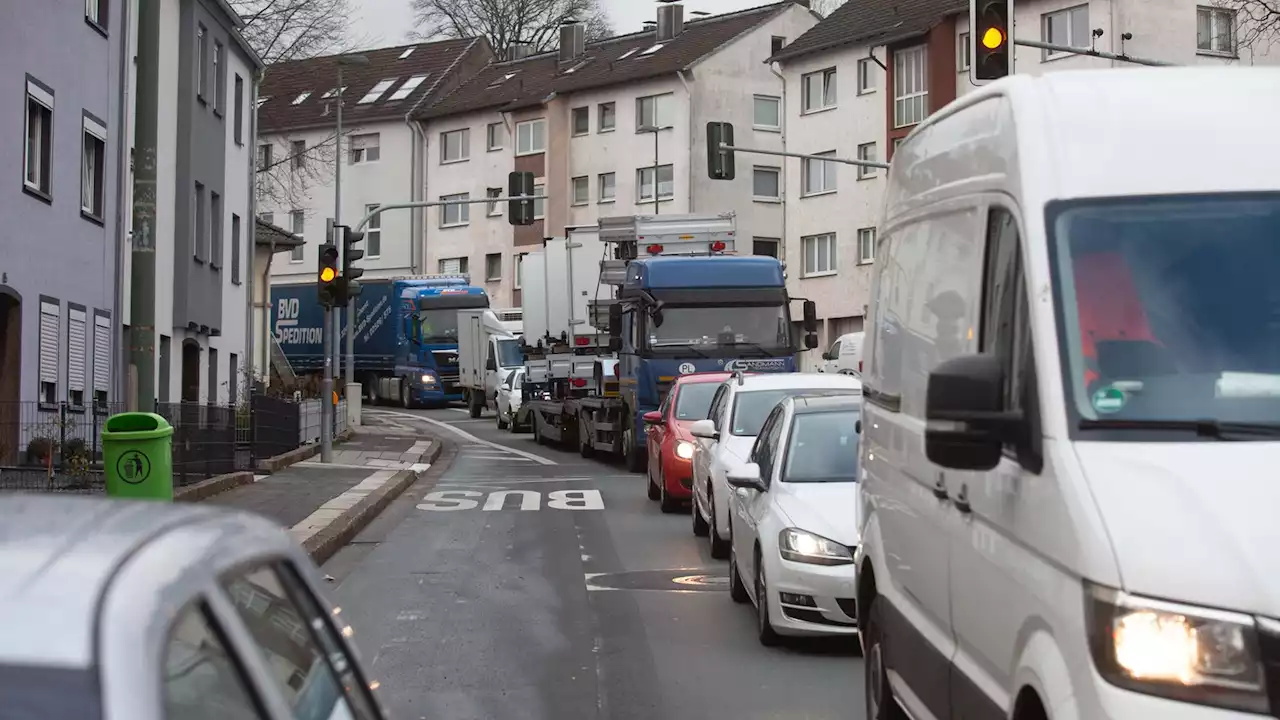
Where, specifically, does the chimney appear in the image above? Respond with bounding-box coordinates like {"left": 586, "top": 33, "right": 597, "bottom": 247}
{"left": 558, "top": 22, "right": 586, "bottom": 63}
{"left": 507, "top": 42, "right": 532, "bottom": 61}
{"left": 656, "top": 3, "right": 685, "bottom": 42}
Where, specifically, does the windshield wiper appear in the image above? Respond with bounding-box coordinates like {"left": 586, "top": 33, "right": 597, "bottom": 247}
{"left": 1079, "top": 418, "right": 1280, "bottom": 440}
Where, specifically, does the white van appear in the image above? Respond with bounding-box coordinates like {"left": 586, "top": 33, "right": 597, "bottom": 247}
{"left": 856, "top": 67, "right": 1280, "bottom": 720}
{"left": 819, "top": 331, "right": 864, "bottom": 376}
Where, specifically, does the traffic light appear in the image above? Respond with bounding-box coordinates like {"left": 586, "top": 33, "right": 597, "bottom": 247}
{"left": 317, "top": 242, "right": 339, "bottom": 307}
{"left": 340, "top": 225, "right": 365, "bottom": 304}
{"left": 971, "top": 0, "right": 1013, "bottom": 81}
{"left": 508, "top": 171, "right": 535, "bottom": 226}
{"left": 706, "top": 122, "right": 735, "bottom": 180}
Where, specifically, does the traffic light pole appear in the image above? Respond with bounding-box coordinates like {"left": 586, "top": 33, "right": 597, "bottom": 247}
{"left": 1012, "top": 38, "right": 1177, "bottom": 67}
{"left": 717, "top": 144, "right": 891, "bottom": 171}
{"left": 348, "top": 195, "right": 549, "bottom": 232}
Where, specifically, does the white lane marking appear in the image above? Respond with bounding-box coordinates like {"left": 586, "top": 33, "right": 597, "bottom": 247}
{"left": 418, "top": 488, "right": 603, "bottom": 511}
{"left": 448, "top": 408, "right": 470, "bottom": 414}
{"left": 369, "top": 409, "right": 557, "bottom": 466}
{"left": 437, "top": 476, "right": 596, "bottom": 486}
{"left": 290, "top": 469, "right": 399, "bottom": 543}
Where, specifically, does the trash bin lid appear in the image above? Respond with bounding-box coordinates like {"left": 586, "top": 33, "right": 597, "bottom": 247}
{"left": 102, "top": 412, "right": 174, "bottom": 440}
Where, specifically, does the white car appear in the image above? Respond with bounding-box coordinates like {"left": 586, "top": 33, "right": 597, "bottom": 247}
{"left": 496, "top": 368, "right": 525, "bottom": 431}
{"left": 688, "top": 372, "right": 862, "bottom": 559}
{"left": 725, "top": 394, "right": 862, "bottom": 646}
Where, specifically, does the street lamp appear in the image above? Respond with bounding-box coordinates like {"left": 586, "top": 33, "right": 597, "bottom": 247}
{"left": 638, "top": 124, "right": 661, "bottom": 215}
{"left": 334, "top": 53, "right": 368, "bottom": 422}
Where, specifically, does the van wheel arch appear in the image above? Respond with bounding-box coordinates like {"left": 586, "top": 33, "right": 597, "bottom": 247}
{"left": 1012, "top": 686, "right": 1049, "bottom": 720}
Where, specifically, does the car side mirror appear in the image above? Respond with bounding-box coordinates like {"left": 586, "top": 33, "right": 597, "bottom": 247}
{"left": 689, "top": 419, "right": 719, "bottom": 441}
{"left": 485, "top": 357, "right": 497, "bottom": 371}
{"left": 726, "top": 462, "right": 766, "bottom": 492}
{"left": 803, "top": 300, "right": 818, "bottom": 332}
{"left": 805, "top": 333, "right": 819, "bottom": 350}
{"left": 608, "top": 337, "right": 622, "bottom": 352}
{"left": 925, "top": 354, "right": 1021, "bottom": 471}
{"left": 855, "top": 419, "right": 862, "bottom": 435}
{"left": 643, "top": 410, "right": 664, "bottom": 426}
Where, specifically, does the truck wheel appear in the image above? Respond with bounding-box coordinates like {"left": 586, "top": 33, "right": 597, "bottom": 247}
{"left": 400, "top": 380, "right": 415, "bottom": 409}
{"left": 579, "top": 417, "right": 594, "bottom": 458}
{"left": 468, "top": 391, "right": 482, "bottom": 419}
{"left": 623, "top": 414, "right": 647, "bottom": 474}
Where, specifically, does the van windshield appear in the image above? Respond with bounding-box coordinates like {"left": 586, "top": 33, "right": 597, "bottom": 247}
{"left": 1048, "top": 193, "right": 1280, "bottom": 428}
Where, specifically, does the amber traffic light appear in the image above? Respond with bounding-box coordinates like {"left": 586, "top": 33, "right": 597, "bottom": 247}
{"left": 971, "top": 0, "right": 1013, "bottom": 81}
{"left": 317, "top": 242, "right": 340, "bottom": 306}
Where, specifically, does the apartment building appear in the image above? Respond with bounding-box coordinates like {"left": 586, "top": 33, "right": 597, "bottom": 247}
{"left": 415, "top": 1, "right": 821, "bottom": 309}
{"left": 771, "top": 0, "right": 1280, "bottom": 366}
{"left": 0, "top": 0, "right": 128, "bottom": 445}
{"left": 258, "top": 39, "right": 494, "bottom": 284}
{"left": 120, "top": 0, "right": 263, "bottom": 406}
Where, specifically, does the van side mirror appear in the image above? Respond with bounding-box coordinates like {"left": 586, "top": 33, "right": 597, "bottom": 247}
{"left": 803, "top": 300, "right": 818, "bottom": 332}
{"left": 608, "top": 303, "right": 622, "bottom": 338}
{"left": 925, "top": 354, "right": 1021, "bottom": 471}
{"left": 805, "top": 333, "right": 819, "bottom": 350}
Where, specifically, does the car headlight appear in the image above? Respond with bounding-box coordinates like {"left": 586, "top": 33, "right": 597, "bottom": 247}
{"left": 1086, "top": 582, "right": 1269, "bottom": 714}
{"left": 778, "top": 528, "right": 854, "bottom": 566}
{"left": 675, "top": 441, "right": 695, "bottom": 460}
{"left": 420, "top": 374, "right": 436, "bottom": 384}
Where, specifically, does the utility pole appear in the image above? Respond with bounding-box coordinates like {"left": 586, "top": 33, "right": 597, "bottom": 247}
{"left": 334, "top": 55, "right": 369, "bottom": 419}
{"left": 320, "top": 218, "right": 336, "bottom": 463}
{"left": 129, "top": 0, "right": 159, "bottom": 411}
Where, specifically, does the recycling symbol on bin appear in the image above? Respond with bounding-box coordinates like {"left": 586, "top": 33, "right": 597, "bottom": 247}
{"left": 117, "top": 450, "right": 152, "bottom": 485}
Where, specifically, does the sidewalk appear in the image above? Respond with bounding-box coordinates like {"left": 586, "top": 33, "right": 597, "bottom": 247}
{"left": 206, "top": 423, "right": 444, "bottom": 563}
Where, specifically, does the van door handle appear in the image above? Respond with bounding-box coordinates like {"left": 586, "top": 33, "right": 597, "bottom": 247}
{"left": 954, "top": 484, "right": 972, "bottom": 514}
{"left": 932, "top": 476, "right": 949, "bottom": 500}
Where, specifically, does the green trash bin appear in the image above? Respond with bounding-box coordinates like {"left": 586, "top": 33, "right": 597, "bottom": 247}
{"left": 102, "top": 412, "right": 175, "bottom": 501}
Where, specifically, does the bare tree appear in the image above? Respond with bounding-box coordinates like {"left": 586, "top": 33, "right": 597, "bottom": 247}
{"left": 410, "top": 0, "right": 613, "bottom": 57}
{"left": 811, "top": 0, "right": 850, "bottom": 16}
{"left": 1212, "top": 0, "right": 1280, "bottom": 55}
{"left": 231, "top": 0, "right": 360, "bottom": 65}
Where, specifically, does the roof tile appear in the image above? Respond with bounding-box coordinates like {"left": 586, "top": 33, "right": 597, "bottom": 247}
{"left": 770, "top": 0, "right": 965, "bottom": 63}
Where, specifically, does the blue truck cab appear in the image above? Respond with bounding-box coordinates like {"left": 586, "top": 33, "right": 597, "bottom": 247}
{"left": 396, "top": 279, "right": 490, "bottom": 406}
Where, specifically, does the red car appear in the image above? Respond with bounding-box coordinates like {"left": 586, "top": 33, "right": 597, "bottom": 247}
{"left": 643, "top": 372, "right": 733, "bottom": 513}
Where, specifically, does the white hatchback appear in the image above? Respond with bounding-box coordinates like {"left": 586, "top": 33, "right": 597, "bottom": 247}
{"left": 689, "top": 372, "right": 862, "bottom": 560}
{"left": 724, "top": 394, "right": 862, "bottom": 646}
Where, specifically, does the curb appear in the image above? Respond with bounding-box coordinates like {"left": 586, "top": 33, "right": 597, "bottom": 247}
{"left": 256, "top": 428, "right": 357, "bottom": 474}
{"left": 300, "top": 438, "right": 448, "bottom": 565}
{"left": 174, "top": 471, "right": 255, "bottom": 503}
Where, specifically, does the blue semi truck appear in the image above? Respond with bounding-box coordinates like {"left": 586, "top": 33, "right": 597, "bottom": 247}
{"left": 271, "top": 275, "right": 490, "bottom": 407}
{"left": 518, "top": 213, "right": 818, "bottom": 471}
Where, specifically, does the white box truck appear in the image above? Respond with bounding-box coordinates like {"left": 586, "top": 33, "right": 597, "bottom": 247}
{"left": 458, "top": 308, "right": 525, "bottom": 418}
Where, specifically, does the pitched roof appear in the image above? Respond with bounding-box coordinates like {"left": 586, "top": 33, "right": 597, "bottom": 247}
{"left": 417, "top": 2, "right": 795, "bottom": 121}
{"left": 258, "top": 38, "right": 486, "bottom": 133}
{"left": 255, "top": 218, "right": 303, "bottom": 249}
{"left": 769, "top": 0, "right": 966, "bottom": 63}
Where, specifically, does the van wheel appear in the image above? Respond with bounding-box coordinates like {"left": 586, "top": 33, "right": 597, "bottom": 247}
{"left": 468, "top": 391, "right": 482, "bottom": 418}
{"left": 864, "top": 594, "right": 908, "bottom": 720}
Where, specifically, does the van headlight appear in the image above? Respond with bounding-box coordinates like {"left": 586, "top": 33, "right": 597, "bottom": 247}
{"left": 675, "top": 441, "right": 694, "bottom": 460}
{"left": 1086, "top": 582, "right": 1268, "bottom": 714}
{"left": 778, "top": 528, "right": 854, "bottom": 566}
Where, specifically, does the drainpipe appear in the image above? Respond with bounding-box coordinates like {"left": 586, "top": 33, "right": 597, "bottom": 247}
{"left": 262, "top": 240, "right": 274, "bottom": 380}
{"left": 676, "top": 71, "right": 694, "bottom": 212}
{"left": 245, "top": 67, "right": 262, "bottom": 390}
{"left": 112, "top": 0, "right": 134, "bottom": 406}
{"left": 769, "top": 61, "right": 788, "bottom": 260}
{"left": 408, "top": 119, "right": 427, "bottom": 272}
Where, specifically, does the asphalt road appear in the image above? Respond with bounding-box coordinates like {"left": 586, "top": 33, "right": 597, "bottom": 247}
{"left": 323, "top": 405, "right": 864, "bottom": 720}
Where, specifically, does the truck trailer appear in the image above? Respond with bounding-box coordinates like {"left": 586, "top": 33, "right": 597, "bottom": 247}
{"left": 271, "top": 275, "right": 490, "bottom": 407}
{"left": 518, "top": 213, "right": 818, "bottom": 471}
{"left": 458, "top": 308, "right": 525, "bottom": 419}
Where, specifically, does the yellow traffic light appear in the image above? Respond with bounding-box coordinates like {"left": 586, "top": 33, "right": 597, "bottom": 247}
{"left": 320, "top": 266, "right": 337, "bottom": 283}
{"left": 982, "top": 26, "right": 1005, "bottom": 49}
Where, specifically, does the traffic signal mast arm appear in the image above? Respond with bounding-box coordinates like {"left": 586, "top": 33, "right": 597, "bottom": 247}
{"left": 350, "top": 194, "right": 549, "bottom": 232}
{"left": 716, "top": 143, "right": 890, "bottom": 171}
{"left": 1011, "top": 38, "right": 1176, "bottom": 67}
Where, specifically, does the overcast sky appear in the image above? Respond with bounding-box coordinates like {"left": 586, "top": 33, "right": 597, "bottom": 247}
{"left": 349, "top": 0, "right": 779, "bottom": 49}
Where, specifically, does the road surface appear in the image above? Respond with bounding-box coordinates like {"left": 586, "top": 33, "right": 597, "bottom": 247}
{"left": 323, "top": 405, "right": 864, "bottom": 720}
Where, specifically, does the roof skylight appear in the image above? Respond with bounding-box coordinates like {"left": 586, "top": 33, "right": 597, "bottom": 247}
{"left": 256, "top": 96, "right": 270, "bottom": 107}
{"left": 292, "top": 91, "right": 312, "bottom": 105}
{"left": 640, "top": 44, "right": 664, "bottom": 56}
{"left": 399, "top": 47, "right": 415, "bottom": 59}
{"left": 617, "top": 47, "right": 640, "bottom": 60}
{"left": 321, "top": 86, "right": 346, "bottom": 99}
{"left": 358, "top": 78, "right": 397, "bottom": 104}
{"left": 487, "top": 71, "right": 519, "bottom": 88}
{"left": 388, "top": 74, "right": 428, "bottom": 101}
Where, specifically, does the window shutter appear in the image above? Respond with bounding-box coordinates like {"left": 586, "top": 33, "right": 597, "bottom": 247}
{"left": 69, "top": 308, "right": 87, "bottom": 391}
{"left": 94, "top": 315, "right": 111, "bottom": 392}
{"left": 39, "top": 301, "right": 59, "bottom": 384}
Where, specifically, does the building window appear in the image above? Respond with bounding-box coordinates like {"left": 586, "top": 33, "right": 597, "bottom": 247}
{"left": 570, "top": 176, "right": 589, "bottom": 206}
{"left": 533, "top": 183, "right": 546, "bottom": 219}
{"left": 958, "top": 32, "right": 972, "bottom": 71}
{"left": 802, "top": 68, "right": 837, "bottom": 112}
{"left": 39, "top": 299, "right": 59, "bottom": 405}
{"left": 487, "top": 122, "right": 505, "bottom": 150}
{"left": 257, "top": 143, "right": 272, "bottom": 171}
{"left": 857, "top": 59, "right": 876, "bottom": 94}
{"left": 196, "top": 24, "right": 207, "bottom": 101}
{"left": 771, "top": 36, "right": 786, "bottom": 55}
{"left": 365, "top": 204, "right": 381, "bottom": 257}
{"left": 1041, "top": 5, "right": 1090, "bottom": 60}
{"left": 350, "top": 133, "right": 380, "bottom": 164}
{"left": 439, "top": 257, "right": 468, "bottom": 275}
{"left": 858, "top": 227, "right": 876, "bottom": 264}
{"left": 213, "top": 42, "right": 225, "bottom": 113}
{"left": 93, "top": 312, "right": 110, "bottom": 406}
{"left": 81, "top": 114, "right": 106, "bottom": 220}
{"left": 441, "top": 128, "right": 469, "bottom": 163}
{"left": 485, "top": 254, "right": 502, "bottom": 282}
{"left": 259, "top": 211, "right": 273, "bottom": 225}
{"left": 515, "top": 253, "right": 526, "bottom": 289}
{"left": 753, "top": 95, "right": 781, "bottom": 130}
{"left": 856, "top": 142, "right": 877, "bottom": 179}
{"left": 1197, "top": 6, "right": 1236, "bottom": 55}
{"left": 598, "top": 173, "right": 616, "bottom": 203}
{"left": 893, "top": 45, "right": 928, "bottom": 128}
{"left": 67, "top": 306, "right": 88, "bottom": 408}
{"left": 753, "top": 237, "right": 780, "bottom": 258}
{"left": 516, "top": 119, "right": 546, "bottom": 155}
{"left": 802, "top": 233, "right": 836, "bottom": 276}
{"left": 752, "top": 166, "right": 780, "bottom": 200}
{"left": 193, "top": 182, "right": 206, "bottom": 261}
{"left": 802, "top": 151, "right": 837, "bottom": 195}
{"left": 24, "top": 79, "right": 54, "bottom": 198}
{"left": 598, "top": 102, "right": 616, "bottom": 132}
{"left": 291, "top": 140, "right": 306, "bottom": 171}
{"left": 86, "top": 0, "right": 106, "bottom": 29}
{"left": 486, "top": 187, "right": 502, "bottom": 216}
{"left": 231, "top": 214, "right": 242, "bottom": 284}
{"left": 290, "top": 210, "right": 304, "bottom": 262}
{"left": 440, "top": 193, "right": 470, "bottom": 227}
{"left": 636, "top": 93, "right": 674, "bottom": 129}
{"left": 637, "top": 165, "right": 674, "bottom": 203}
{"left": 572, "top": 106, "right": 590, "bottom": 135}
{"left": 358, "top": 78, "right": 396, "bottom": 104}
{"left": 234, "top": 75, "right": 244, "bottom": 144}
{"left": 229, "top": 353, "right": 238, "bottom": 406}
{"left": 208, "top": 347, "right": 218, "bottom": 404}
{"left": 210, "top": 191, "right": 222, "bottom": 268}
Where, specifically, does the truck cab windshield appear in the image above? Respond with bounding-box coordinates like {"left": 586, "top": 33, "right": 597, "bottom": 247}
{"left": 647, "top": 305, "right": 791, "bottom": 354}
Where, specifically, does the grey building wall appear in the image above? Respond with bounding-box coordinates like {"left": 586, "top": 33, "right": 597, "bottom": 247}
{"left": 173, "top": 0, "right": 229, "bottom": 338}
{"left": 0, "top": 1, "right": 124, "bottom": 414}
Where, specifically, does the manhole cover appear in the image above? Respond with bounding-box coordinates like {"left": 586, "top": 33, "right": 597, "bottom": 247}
{"left": 586, "top": 569, "right": 729, "bottom": 593}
